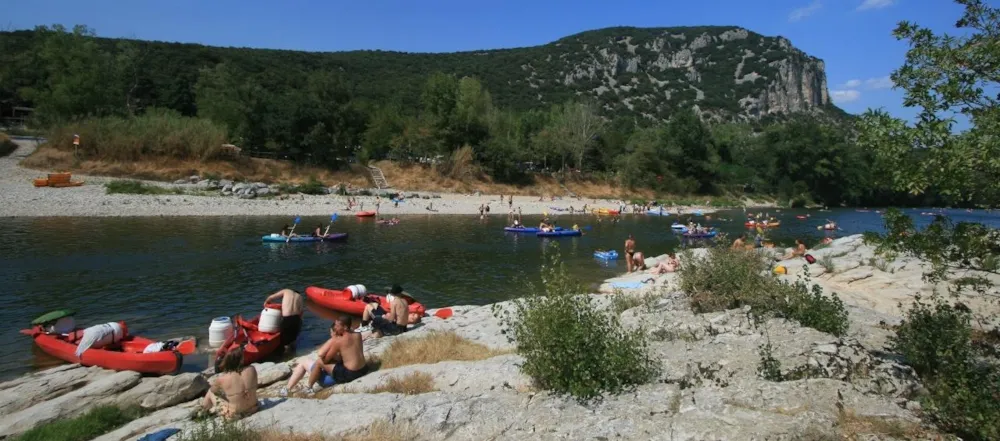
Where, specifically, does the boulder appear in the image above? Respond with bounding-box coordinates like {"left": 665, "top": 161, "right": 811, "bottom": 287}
{"left": 196, "top": 179, "right": 210, "bottom": 187}
{"left": 115, "top": 374, "right": 208, "bottom": 411}
{"left": 91, "top": 402, "right": 198, "bottom": 441}
{"left": 239, "top": 192, "right": 256, "bottom": 199}
{"left": 188, "top": 175, "right": 200, "bottom": 183}
{"left": 219, "top": 179, "right": 234, "bottom": 188}
{"left": 232, "top": 183, "right": 248, "bottom": 192}
{"left": 172, "top": 179, "right": 188, "bottom": 185}
{"left": 255, "top": 362, "right": 292, "bottom": 387}
{"left": 254, "top": 182, "right": 268, "bottom": 189}
{"left": 256, "top": 187, "right": 270, "bottom": 196}
{"left": 330, "top": 355, "right": 530, "bottom": 395}
{"left": 0, "top": 370, "right": 142, "bottom": 437}
{"left": 222, "top": 184, "right": 233, "bottom": 193}
{"left": 0, "top": 365, "right": 113, "bottom": 415}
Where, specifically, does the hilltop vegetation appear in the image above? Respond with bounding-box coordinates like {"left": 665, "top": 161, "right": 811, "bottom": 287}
{"left": 0, "top": 24, "right": 971, "bottom": 206}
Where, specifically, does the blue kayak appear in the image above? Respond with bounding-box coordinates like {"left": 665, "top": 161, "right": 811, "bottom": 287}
{"left": 537, "top": 230, "right": 582, "bottom": 237}
{"left": 682, "top": 231, "right": 717, "bottom": 239}
{"left": 504, "top": 227, "right": 563, "bottom": 233}
{"left": 671, "top": 224, "right": 689, "bottom": 233}
{"left": 261, "top": 233, "right": 348, "bottom": 243}
{"left": 594, "top": 250, "right": 619, "bottom": 260}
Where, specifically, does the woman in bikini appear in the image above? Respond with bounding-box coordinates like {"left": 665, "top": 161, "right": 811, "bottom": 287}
{"left": 202, "top": 347, "right": 258, "bottom": 420}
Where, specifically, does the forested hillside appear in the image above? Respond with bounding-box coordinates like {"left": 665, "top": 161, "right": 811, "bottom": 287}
{"left": 0, "top": 25, "right": 952, "bottom": 206}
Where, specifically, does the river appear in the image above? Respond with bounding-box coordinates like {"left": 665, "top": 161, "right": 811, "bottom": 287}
{"left": 2, "top": 207, "right": 998, "bottom": 379}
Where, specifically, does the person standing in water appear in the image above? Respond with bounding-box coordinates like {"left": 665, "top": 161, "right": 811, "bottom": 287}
{"left": 625, "top": 234, "right": 637, "bottom": 273}
{"left": 262, "top": 289, "right": 304, "bottom": 349}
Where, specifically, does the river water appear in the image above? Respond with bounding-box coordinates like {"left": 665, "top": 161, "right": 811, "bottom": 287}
{"left": 2, "top": 207, "right": 998, "bottom": 379}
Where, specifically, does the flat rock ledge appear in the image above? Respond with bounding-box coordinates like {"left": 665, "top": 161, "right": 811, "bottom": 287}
{"left": 2, "top": 235, "right": 960, "bottom": 440}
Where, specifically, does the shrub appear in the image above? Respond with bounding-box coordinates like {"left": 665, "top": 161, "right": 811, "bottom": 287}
{"left": 757, "top": 341, "right": 783, "bottom": 381}
{"left": 494, "top": 247, "right": 660, "bottom": 402}
{"left": 279, "top": 176, "right": 327, "bottom": 195}
{"left": 678, "top": 247, "right": 849, "bottom": 336}
{"left": 105, "top": 180, "right": 184, "bottom": 195}
{"left": 892, "top": 296, "right": 1000, "bottom": 440}
{"left": 0, "top": 133, "right": 16, "bottom": 157}
{"left": 15, "top": 405, "right": 146, "bottom": 441}
{"left": 47, "top": 110, "right": 228, "bottom": 161}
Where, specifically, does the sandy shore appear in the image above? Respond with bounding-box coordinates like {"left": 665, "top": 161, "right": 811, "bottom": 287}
{"left": 1, "top": 139, "right": 718, "bottom": 218}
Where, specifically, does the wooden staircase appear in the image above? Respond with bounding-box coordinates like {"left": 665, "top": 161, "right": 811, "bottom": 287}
{"left": 368, "top": 165, "right": 389, "bottom": 189}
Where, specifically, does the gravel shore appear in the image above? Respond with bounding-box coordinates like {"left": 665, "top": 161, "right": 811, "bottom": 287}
{"left": 1, "top": 139, "right": 719, "bottom": 218}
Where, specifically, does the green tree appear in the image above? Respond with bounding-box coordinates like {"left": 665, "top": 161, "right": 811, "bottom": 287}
{"left": 18, "top": 25, "right": 122, "bottom": 123}
{"left": 664, "top": 108, "right": 718, "bottom": 193}
{"left": 857, "top": 0, "right": 1000, "bottom": 206}
{"left": 194, "top": 63, "right": 261, "bottom": 144}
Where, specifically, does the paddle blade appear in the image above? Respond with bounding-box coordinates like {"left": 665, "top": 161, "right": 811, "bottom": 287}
{"left": 434, "top": 308, "right": 454, "bottom": 319}
{"left": 331, "top": 214, "right": 338, "bottom": 221}
{"left": 176, "top": 338, "right": 197, "bottom": 355}
{"left": 294, "top": 216, "right": 301, "bottom": 224}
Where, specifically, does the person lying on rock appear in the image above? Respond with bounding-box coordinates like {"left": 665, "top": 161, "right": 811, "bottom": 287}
{"left": 357, "top": 284, "right": 421, "bottom": 337}
{"left": 203, "top": 347, "right": 258, "bottom": 420}
{"left": 280, "top": 316, "right": 367, "bottom": 396}
{"left": 649, "top": 253, "right": 680, "bottom": 275}
{"left": 262, "top": 288, "right": 304, "bottom": 350}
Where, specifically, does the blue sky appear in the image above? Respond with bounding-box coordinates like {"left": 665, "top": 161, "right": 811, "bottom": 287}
{"left": 4, "top": 0, "right": 970, "bottom": 121}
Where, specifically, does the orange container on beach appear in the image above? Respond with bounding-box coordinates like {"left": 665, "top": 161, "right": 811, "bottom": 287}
{"left": 47, "top": 172, "right": 72, "bottom": 184}
{"left": 33, "top": 179, "right": 49, "bottom": 187}
{"left": 50, "top": 181, "right": 84, "bottom": 188}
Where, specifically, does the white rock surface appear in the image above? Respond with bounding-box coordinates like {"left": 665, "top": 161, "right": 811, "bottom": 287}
{"left": 0, "top": 370, "right": 141, "bottom": 437}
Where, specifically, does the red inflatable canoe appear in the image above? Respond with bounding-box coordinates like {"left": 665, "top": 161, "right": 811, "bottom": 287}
{"left": 305, "top": 286, "right": 426, "bottom": 316}
{"left": 355, "top": 211, "right": 376, "bottom": 217}
{"left": 215, "top": 313, "right": 282, "bottom": 366}
{"left": 21, "top": 322, "right": 193, "bottom": 375}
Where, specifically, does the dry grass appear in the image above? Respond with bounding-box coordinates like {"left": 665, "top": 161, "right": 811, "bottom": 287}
{"left": 0, "top": 133, "right": 15, "bottom": 157}
{"left": 379, "top": 331, "right": 509, "bottom": 369}
{"left": 835, "top": 408, "right": 937, "bottom": 440}
{"left": 22, "top": 143, "right": 369, "bottom": 186}
{"left": 373, "top": 159, "right": 652, "bottom": 198}
{"left": 256, "top": 420, "right": 422, "bottom": 441}
{"left": 367, "top": 371, "right": 436, "bottom": 395}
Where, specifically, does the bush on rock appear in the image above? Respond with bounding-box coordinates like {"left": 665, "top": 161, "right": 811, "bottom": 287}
{"left": 494, "top": 247, "right": 659, "bottom": 402}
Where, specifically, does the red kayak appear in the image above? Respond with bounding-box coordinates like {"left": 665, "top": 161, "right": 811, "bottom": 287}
{"left": 796, "top": 215, "right": 808, "bottom": 220}
{"left": 20, "top": 322, "right": 194, "bottom": 375}
{"left": 355, "top": 211, "right": 376, "bottom": 217}
{"left": 305, "top": 286, "right": 426, "bottom": 317}
{"left": 215, "top": 312, "right": 282, "bottom": 366}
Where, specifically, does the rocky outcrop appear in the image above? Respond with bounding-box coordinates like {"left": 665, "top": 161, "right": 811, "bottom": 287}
{"left": 0, "top": 370, "right": 141, "bottom": 437}
{"left": 528, "top": 26, "right": 835, "bottom": 121}
{"left": 6, "top": 235, "right": 969, "bottom": 440}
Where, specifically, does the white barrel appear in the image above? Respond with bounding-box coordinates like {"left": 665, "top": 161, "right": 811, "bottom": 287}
{"left": 208, "top": 317, "right": 234, "bottom": 347}
{"left": 46, "top": 316, "right": 76, "bottom": 334}
{"left": 258, "top": 307, "right": 283, "bottom": 334}
{"left": 355, "top": 284, "right": 367, "bottom": 297}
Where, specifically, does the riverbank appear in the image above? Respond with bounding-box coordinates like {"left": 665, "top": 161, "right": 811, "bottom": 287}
{"left": 4, "top": 234, "right": 991, "bottom": 440}
{"left": 2, "top": 139, "right": 738, "bottom": 217}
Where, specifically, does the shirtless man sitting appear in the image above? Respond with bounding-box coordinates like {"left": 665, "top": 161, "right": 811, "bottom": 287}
{"left": 202, "top": 347, "right": 258, "bottom": 419}
{"left": 281, "top": 316, "right": 368, "bottom": 396}
{"left": 263, "top": 289, "right": 304, "bottom": 349}
{"left": 358, "top": 285, "right": 420, "bottom": 338}
{"left": 732, "top": 234, "right": 746, "bottom": 249}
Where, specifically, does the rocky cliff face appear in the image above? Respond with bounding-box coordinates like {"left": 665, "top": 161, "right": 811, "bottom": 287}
{"left": 509, "top": 26, "right": 833, "bottom": 121}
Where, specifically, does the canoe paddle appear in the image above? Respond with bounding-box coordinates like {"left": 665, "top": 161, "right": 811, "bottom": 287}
{"left": 323, "top": 213, "right": 337, "bottom": 236}
{"left": 286, "top": 216, "right": 301, "bottom": 243}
